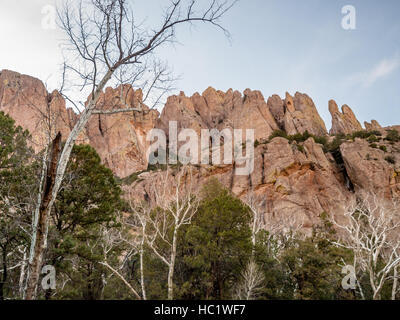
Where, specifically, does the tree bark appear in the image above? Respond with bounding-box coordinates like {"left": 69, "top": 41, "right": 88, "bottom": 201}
{"left": 25, "top": 132, "right": 62, "bottom": 300}
{"left": 139, "top": 235, "right": 147, "bottom": 300}
{"left": 167, "top": 227, "right": 178, "bottom": 300}
{"left": 392, "top": 267, "right": 398, "bottom": 300}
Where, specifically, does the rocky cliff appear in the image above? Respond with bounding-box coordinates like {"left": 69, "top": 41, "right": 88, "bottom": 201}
{"left": 1, "top": 69, "right": 399, "bottom": 231}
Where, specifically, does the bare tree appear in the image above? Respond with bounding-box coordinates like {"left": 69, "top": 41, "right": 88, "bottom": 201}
{"left": 233, "top": 260, "right": 265, "bottom": 300}
{"left": 125, "top": 200, "right": 151, "bottom": 300}
{"left": 144, "top": 166, "right": 198, "bottom": 300}
{"left": 99, "top": 221, "right": 142, "bottom": 300}
{"left": 244, "top": 192, "right": 265, "bottom": 253}
{"left": 24, "top": 133, "right": 62, "bottom": 300}
{"left": 391, "top": 253, "right": 399, "bottom": 300}
{"left": 331, "top": 192, "right": 400, "bottom": 300}
{"left": 24, "top": 0, "right": 235, "bottom": 299}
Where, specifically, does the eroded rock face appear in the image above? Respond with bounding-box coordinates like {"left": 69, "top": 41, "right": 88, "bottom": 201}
{"left": 329, "top": 100, "right": 362, "bottom": 135}
{"left": 0, "top": 70, "right": 158, "bottom": 178}
{"left": 126, "top": 136, "right": 353, "bottom": 233}
{"left": 85, "top": 85, "right": 159, "bottom": 178}
{"left": 340, "top": 138, "right": 400, "bottom": 198}
{"left": 2, "top": 69, "right": 400, "bottom": 232}
{"left": 364, "top": 120, "right": 382, "bottom": 132}
{"left": 157, "top": 87, "right": 279, "bottom": 143}
{"left": 282, "top": 92, "right": 327, "bottom": 136}
{"left": 0, "top": 70, "right": 73, "bottom": 151}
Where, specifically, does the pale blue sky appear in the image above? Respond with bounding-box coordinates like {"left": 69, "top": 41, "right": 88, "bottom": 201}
{"left": 1, "top": 0, "right": 399, "bottom": 128}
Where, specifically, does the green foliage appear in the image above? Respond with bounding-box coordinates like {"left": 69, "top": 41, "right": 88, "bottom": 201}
{"left": 367, "top": 135, "right": 379, "bottom": 143}
{"left": 280, "top": 233, "right": 353, "bottom": 300}
{"left": 385, "top": 129, "right": 400, "bottom": 142}
{"left": 384, "top": 156, "right": 396, "bottom": 164}
{"left": 351, "top": 130, "right": 373, "bottom": 140}
{"left": 45, "top": 144, "right": 124, "bottom": 300}
{"left": 176, "top": 179, "right": 252, "bottom": 299}
{"left": 0, "top": 112, "right": 35, "bottom": 299}
{"left": 296, "top": 144, "right": 305, "bottom": 153}
{"left": 379, "top": 145, "right": 387, "bottom": 152}
{"left": 269, "top": 130, "right": 327, "bottom": 147}
{"left": 269, "top": 130, "right": 289, "bottom": 140}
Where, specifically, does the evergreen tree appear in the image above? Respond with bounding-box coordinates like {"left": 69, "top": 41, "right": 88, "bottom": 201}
{"left": 176, "top": 179, "right": 252, "bottom": 299}
{"left": 0, "top": 111, "right": 35, "bottom": 299}
{"left": 44, "top": 144, "right": 124, "bottom": 300}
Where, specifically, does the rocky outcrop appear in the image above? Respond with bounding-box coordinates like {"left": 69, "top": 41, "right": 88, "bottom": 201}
{"left": 0, "top": 70, "right": 74, "bottom": 151}
{"left": 340, "top": 138, "right": 400, "bottom": 198}
{"left": 282, "top": 92, "right": 328, "bottom": 136}
{"left": 2, "top": 69, "right": 400, "bottom": 232}
{"left": 157, "top": 87, "right": 279, "bottom": 143}
{"left": 85, "top": 85, "right": 159, "bottom": 178}
{"left": 126, "top": 136, "right": 353, "bottom": 233}
{"left": 266, "top": 92, "right": 327, "bottom": 136}
{"left": 329, "top": 100, "right": 362, "bottom": 135}
{"left": 364, "top": 120, "right": 382, "bottom": 131}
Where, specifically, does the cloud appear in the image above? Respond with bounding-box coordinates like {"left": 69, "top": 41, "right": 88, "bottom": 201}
{"left": 346, "top": 56, "right": 400, "bottom": 88}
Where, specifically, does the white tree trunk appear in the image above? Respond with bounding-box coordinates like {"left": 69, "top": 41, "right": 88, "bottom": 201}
{"left": 24, "top": 71, "right": 114, "bottom": 299}
{"left": 392, "top": 267, "right": 398, "bottom": 300}
{"left": 167, "top": 227, "right": 178, "bottom": 300}
{"left": 139, "top": 236, "right": 147, "bottom": 300}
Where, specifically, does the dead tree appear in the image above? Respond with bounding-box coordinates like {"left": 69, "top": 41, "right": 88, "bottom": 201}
{"left": 25, "top": 132, "right": 62, "bottom": 299}
{"left": 125, "top": 200, "right": 151, "bottom": 300}
{"left": 24, "top": 0, "right": 235, "bottom": 299}
{"left": 244, "top": 193, "right": 265, "bottom": 254}
{"left": 145, "top": 167, "right": 198, "bottom": 300}
{"left": 233, "top": 260, "right": 265, "bottom": 300}
{"left": 331, "top": 192, "right": 400, "bottom": 300}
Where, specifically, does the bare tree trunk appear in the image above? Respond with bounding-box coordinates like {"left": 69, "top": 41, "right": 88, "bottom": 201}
{"left": 139, "top": 236, "right": 146, "bottom": 300}
{"left": 24, "top": 70, "right": 113, "bottom": 299}
{"left": 19, "top": 247, "right": 27, "bottom": 298}
{"left": 392, "top": 267, "right": 398, "bottom": 300}
{"left": 100, "top": 262, "right": 141, "bottom": 300}
{"left": 167, "top": 227, "right": 178, "bottom": 300}
{"left": 25, "top": 132, "right": 62, "bottom": 300}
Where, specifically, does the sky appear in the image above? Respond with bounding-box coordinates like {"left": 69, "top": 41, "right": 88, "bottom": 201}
{"left": 0, "top": 0, "right": 399, "bottom": 129}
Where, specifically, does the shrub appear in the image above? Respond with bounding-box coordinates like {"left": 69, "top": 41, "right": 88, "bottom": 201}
{"left": 369, "top": 143, "right": 378, "bottom": 149}
{"left": 370, "top": 130, "right": 382, "bottom": 137}
{"left": 367, "top": 135, "right": 379, "bottom": 143}
{"left": 385, "top": 130, "right": 400, "bottom": 143}
{"left": 269, "top": 130, "right": 288, "bottom": 140}
{"left": 297, "top": 144, "right": 305, "bottom": 153}
{"left": 385, "top": 156, "right": 396, "bottom": 164}
{"left": 379, "top": 145, "right": 387, "bottom": 152}
{"left": 352, "top": 130, "right": 371, "bottom": 140}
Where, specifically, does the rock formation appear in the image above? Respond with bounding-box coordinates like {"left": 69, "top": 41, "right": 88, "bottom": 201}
{"left": 85, "top": 85, "right": 159, "bottom": 178}
{"left": 157, "top": 87, "right": 279, "bottom": 143}
{"left": 364, "top": 120, "right": 382, "bottom": 131}
{"left": 1, "top": 69, "right": 400, "bottom": 232}
{"left": 0, "top": 70, "right": 74, "bottom": 152}
{"left": 329, "top": 100, "right": 362, "bottom": 135}
{"left": 341, "top": 138, "right": 400, "bottom": 198}
{"left": 267, "top": 92, "right": 327, "bottom": 136}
